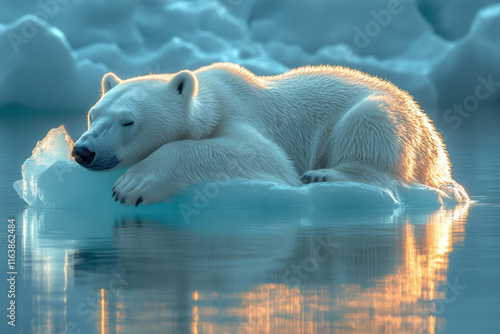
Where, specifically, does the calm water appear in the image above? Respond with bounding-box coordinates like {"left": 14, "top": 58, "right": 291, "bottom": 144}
{"left": 1, "top": 113, "right": 499, "bottom": 334}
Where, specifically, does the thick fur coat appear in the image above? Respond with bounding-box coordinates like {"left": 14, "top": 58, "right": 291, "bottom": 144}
{"left": 72, "top": 63, "right": 468, "bottom": 205}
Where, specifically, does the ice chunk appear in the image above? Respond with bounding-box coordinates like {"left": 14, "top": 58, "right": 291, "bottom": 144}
{"left": 13, "top": 126, "right": 123, "bottom": 208}
{"left": 14, "top": 126, "right": 74, "bottom": 207}
{"left": 14, "top": 127, "right": 463, "bottom": 210}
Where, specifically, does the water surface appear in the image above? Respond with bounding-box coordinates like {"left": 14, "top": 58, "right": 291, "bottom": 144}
{"left": 1, "top": 113, "right": 499, "bottom": 334}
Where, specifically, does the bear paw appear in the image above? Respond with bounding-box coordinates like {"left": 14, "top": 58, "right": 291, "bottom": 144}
{"left": 301, "top": 169, "right": 344, "bottom": 184}
{"left": 112, "top": 165, "right": 178, "bottom": 206}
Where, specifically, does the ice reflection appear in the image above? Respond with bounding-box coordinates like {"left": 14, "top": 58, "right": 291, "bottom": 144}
{"left": 19, "top": 204, "right": 469, "bottom": 334}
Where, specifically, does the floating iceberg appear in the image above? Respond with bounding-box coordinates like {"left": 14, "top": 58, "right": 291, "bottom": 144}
{"left": 14, "top": 127, "right": 463, "bottom": 211}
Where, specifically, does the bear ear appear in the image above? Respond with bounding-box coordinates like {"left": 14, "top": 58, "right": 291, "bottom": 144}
{"left": 170, "top": 70, "right": 198, "bottom": 100}
{"left": 102, "top": 73, "right": 122, "bottom": 94}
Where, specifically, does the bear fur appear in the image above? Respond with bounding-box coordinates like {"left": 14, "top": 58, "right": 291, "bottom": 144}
{"left": 72, "top": 63, "right": 469, "bottom": 205}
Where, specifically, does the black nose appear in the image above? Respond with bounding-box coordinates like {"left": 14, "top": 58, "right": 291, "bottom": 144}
{"left": 72, "top": 146, "right": 95, "bottom": 166}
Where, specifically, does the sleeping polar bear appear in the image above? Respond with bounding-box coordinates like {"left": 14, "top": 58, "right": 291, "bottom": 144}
{"left": 72, "top": 63, "right": 469, "bottom": 206}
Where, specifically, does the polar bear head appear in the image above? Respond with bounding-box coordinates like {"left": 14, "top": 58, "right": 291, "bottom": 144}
{"left": 72, "top": 71, "right": 197, "bottom": 170}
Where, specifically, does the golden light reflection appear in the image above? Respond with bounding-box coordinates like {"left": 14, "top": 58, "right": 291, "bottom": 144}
{"left": 101, "top": 288, "right": 107, "bottom": 334}
{"left": 192, "top": 204, "right": 469, "bottom": 334}
{"left": 116, "top": 297, "right": 125, "bottom": 334}
{"left": 64, "top": 250, "right": 68, "bottom": 293}
{"left": 192, "top": 290, "right": 199, "bottom": 334}
{"left": 192, "top": 306, "right": 199, "bottom": 334}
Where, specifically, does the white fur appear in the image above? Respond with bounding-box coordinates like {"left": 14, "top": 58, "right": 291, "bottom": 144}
{"left": 75, "top": 63, "right": 469, "bottom": 205}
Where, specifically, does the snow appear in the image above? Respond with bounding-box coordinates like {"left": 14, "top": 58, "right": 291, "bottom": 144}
{"left": 14, "top": 127, "right": 458, "bottom": 210}
{"left": 0, "top": 0, "right": 499, "bottom": 113}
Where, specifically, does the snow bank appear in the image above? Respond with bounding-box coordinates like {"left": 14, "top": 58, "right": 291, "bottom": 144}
{"left": 0, "top": 15, "right": 106, "bottom": 111}
{"left": 416, "top": 0, "right": 500, "bottom": 40}
{"left": 0, "top": 0, "right": 499, "bottom": 113}
{"left": 14, "top": 127, "right": 460, "bottom": 211}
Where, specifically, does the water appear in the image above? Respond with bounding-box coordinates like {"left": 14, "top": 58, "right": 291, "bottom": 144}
{"left": 1, "top": 112, "right": 499, "bottom": 334}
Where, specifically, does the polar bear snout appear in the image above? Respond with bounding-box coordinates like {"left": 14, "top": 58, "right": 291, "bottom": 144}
{"left": 72, "top": 145, "right": 96, "bottom": 166}
{"left": 71, "top": 144, "right": 119, "bottom": 170}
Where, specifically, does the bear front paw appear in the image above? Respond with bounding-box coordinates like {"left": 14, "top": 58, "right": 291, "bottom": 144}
{"left": 112, "top": 167, "right": 176, "bottom": 206}
{"left": 112, "top": 171, "right": 148, "bottom": 206}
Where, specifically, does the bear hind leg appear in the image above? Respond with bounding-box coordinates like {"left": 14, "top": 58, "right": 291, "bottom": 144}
{"left": 302, "top": 96, "right": 402, "bottom": 188}
{"left": 301, "top": 162, "right": 397, "bottom": 187}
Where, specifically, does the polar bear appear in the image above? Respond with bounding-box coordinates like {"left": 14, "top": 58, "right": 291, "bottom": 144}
{"left": 72, "top": 63, "right": 468, "bottom": 206}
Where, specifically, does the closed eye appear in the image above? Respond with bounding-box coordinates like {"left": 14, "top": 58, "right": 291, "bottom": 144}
{"left": 123, "top": 121, "right": 134, "bottom": 127}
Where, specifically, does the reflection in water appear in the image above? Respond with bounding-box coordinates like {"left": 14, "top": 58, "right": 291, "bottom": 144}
{"left": 19, "top": 204, "right": 469, "bottom": 334}
{"left": 229, "top": 206, "right": 469, "bottom": 334}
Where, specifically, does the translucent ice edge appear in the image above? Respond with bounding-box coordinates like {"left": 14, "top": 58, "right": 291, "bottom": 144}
{"left": 14, "top": 126, "right": 463, "bottom": 211}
